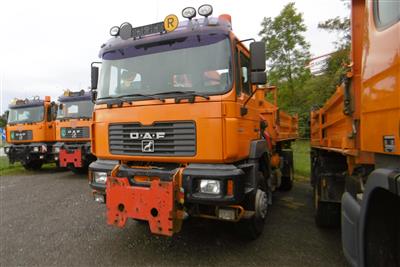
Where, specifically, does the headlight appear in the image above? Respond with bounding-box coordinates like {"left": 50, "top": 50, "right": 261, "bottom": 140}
{"left": 54, "top": 147, "right": 60, "bottom": 153}
{"left": 4, "top": 147, "right": 10, "bottom": 153}
{"left": 199, "top": 179, "right": 221, "bottom": 194}
{"left": 93, "top": 172, "right": 108, "bottom": 184}
{"left": 33, "top": 146, "right": 39, "bottom": 152}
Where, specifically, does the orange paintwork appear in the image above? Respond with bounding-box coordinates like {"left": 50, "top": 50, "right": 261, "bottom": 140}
{"left": 93, "top": 28, "right": 298, "bottom": 237}
{"left": 92, "top": 33, "right": 298, "bottom": 163}
{"left": 310, "top": 0, "right": 399, "bottom": 168}
{"left": 6, "top": 98, "right": 56, "bottom": 144}
{"left": 106, "top": 176, "right": 176, "bottom": 236}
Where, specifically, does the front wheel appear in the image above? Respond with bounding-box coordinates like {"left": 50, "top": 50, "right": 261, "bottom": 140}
{"left": 236, "top": 173, "right": 268, "bottom": 240}
{"left": 23, "top": 160, "right": 43, "bottom": 171}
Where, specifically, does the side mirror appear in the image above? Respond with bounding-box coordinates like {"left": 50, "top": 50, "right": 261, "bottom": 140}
{"left": 91, "top": 90, "right": 98, "bottom": 103}
{"left": 250, "top": 41, "right": 267, "bottom": 85}
{"left": 51, "top": 103, "right": 58, "bottom": 120}
{"left": 59, "top": 103, "right": 64, "bottom": 110}
{"left": 91, "top": 65, "right": 99, "bottom": 90}
{"left": 4, "top": 110, "right": 9, "bottom": 122}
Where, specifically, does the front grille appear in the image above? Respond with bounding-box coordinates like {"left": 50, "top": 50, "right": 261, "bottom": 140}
{"left": 109, "top": 121, "right": 196, "bottom": 156}
{"left": 61, "top": 127, "right": 90, "bottom": 139}
{"left": 11, "top": 130, "right": 33, "bottom": 141}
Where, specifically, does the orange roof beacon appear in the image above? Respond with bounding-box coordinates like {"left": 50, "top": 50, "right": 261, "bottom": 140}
{"left": 4, "top": 96, "right": 57, "bottom": 170}
{"left": 53, "top": 90, "right": 96, "bottom": 174}
{"left": 310, "top": 0, "right": 399, "bottom": 265}
{"left": 88, "top": 5, "right": 298, "bottom": 239}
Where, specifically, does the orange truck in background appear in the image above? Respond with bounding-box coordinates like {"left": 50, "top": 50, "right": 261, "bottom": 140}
{"left": 310, "top": 0, "right": 399, "bottom": 265}
{"left": 53, "top": 90, "right": 96, "bottom": 173}
{"left": 4, "top": 96, "right": 57, "bottom": 170}
{"left": 88, "top": 5, "right": 298, "bottom": 240}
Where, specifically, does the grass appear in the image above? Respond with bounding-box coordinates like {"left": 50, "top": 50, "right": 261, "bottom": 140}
{"left": 292, "top": 139, "right": 311, "bottom": 181}
{"left": 0, "top": 156, "right": 56, "bottom": 176}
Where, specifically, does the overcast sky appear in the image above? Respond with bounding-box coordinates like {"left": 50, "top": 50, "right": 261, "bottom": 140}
{"left": 0, "top": 0, "right": 349, "bottom": 113}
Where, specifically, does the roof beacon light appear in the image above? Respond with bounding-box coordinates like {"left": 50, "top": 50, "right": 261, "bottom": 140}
{"left": 182, "top": 7, "right": 196, "bottom": 20}
{"left": 198, "top": 4, "right": 213, "bottom": 17}
{"left": 110, "top": 26, "right": 120, "bottom": 37}
{"left": 119, "top": 22, "right": 133, "bottom": 40}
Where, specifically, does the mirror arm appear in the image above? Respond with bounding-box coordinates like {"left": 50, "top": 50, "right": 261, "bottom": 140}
{"left": 241, "top": 87, "right": 262, "bottom": 116}
{"left": 237, "top": 38, "right": 255, "bottom": 44}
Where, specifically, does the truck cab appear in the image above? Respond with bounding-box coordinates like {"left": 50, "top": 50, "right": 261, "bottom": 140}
{"left": 89, "top": 6, "right": 298, "bottom": 239}
{"left": 4, "top": 96, "right": 57, "bottom": 170}
{"left": 53, "top": 90, "right": 96, "bottom": 173}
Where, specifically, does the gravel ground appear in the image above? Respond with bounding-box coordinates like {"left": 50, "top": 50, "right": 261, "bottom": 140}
{"left": 0, "top": 170, "right": 348, "bottom": 267}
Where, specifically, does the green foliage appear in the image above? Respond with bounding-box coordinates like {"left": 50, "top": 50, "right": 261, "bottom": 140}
{"left": 292, "top": 140, "right": 310, "bottom": 179}
{"left": 258, "top": 2, "right": 351, "bottom": 137}
{"left": 318, "top": 17, "right": 350, "bottom": 49}
{"left": 0, "top": 111, "right": 7, "bottom": 128}
{"left": 259, "top": 3, "right": 311, "bottom": 136}
{"left": 259, "top": 3, "right": 310, "bottom": 90}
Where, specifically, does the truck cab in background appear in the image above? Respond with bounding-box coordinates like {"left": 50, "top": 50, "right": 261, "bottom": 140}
{"left": 4, "top": 96, "right": 57, "bottom": 170}
{"left": 53, "top": 90, "right": 96, "bottom": 173}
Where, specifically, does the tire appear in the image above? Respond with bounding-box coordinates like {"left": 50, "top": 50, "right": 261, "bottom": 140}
{"left": 23, "top": 160, "right": 43, "bottom": 171}
{"left": 314, "top": 186, "right": 340, "bottom": 228}
{"left": 236, "top": 172, "right": 268, "bottom": 240}
{"left": 279, "top": 165, "right": 294, "bottom": 191}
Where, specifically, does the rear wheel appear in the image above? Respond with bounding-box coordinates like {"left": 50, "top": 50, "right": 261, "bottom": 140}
{"left": 236, "top": 172, "right": 268, "bottom": 240}
{"left": 314, "top": 184, "right": 340, "bottom": 228}
{"left": 279, "top": 165, "right": 294, "bottom": 191}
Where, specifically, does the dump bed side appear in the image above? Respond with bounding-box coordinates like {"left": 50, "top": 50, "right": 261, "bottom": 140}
{"left": 310, "top": 85, "right": 356, "bottom": 155}
{"left": 259, "top": 88, "right": 298, "bottom": 144}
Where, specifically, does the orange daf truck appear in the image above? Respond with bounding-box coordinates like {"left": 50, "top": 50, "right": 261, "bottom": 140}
{"left": 88, "top": 5, "right": 298, "bottom": 239}
{"left": 4, "top": 96, "right": 57, "bottom": 170}
{"left": 310, "top": 0, "right": 399, "bottom": 265}
{"left": 53, "top": 90, "right": 96, "bottom": 173}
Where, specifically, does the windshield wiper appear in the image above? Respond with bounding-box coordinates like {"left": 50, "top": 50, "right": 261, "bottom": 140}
{"left": 152, "top": 91, "right": 210, "bottom": 103}
{"left": 122, "top": 94, "right": 165, "bottom": 103}
{"left": 97, "top": 94, "right": 164, "bottom": 108}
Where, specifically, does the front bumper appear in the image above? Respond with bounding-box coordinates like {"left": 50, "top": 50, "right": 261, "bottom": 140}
{"left": 54, "top": 142, "right": 94, "bottom": 168}
{"left": 5, "top": 143, "right": 54, "bottom": 164}
{"left": 89, "top": 161, "right": 246, "bottom": 236}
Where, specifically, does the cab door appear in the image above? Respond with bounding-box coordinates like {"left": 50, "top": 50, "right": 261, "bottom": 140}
{"left": 235, "top": 44, "right": 262, "bottom": 158}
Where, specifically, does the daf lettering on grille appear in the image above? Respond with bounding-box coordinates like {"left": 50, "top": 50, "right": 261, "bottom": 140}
{"left": 129, "top": 132, "right": 166, "bottom": 153}
{"left": 130, "top": 132, "right": 166, "bottom": 140}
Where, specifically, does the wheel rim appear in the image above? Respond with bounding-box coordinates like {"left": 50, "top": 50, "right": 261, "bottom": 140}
{"left": 256, "top": 189, "right": 268, "bottom": 219}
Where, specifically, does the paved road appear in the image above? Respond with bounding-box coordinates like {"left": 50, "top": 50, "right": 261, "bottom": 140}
{"left": 0, "top": 170, "right": 348, "bottom": 267}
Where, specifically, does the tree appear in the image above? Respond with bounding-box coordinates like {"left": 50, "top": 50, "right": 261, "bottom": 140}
{"left": 318, "top": 17, "right": 351, "bottom": 49}
{"left": 259, "top": 3, "right": 311, "bottom": 110}
{"left": 0, "top": 111, "right": 7, "bottom": 128}
{"left": 259, "top": 3, "right": 311, "bottom": 136}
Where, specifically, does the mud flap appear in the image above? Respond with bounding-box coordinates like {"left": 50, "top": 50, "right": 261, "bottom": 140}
{"left": 106, "top": 177, "right": 176, "bottom": 236}
{"left": 59, "top": 149, "right": 82, "bottom": 168}
{"left": 342, "top": 192, "right": 360, "bottom": 267}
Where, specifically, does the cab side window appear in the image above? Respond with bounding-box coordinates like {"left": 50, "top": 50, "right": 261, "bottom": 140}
{"left": 374, "top": 0, "right": 400, "bottom": 29}
{"left": 240, "top": 52, "right": 251, "bottom": 95}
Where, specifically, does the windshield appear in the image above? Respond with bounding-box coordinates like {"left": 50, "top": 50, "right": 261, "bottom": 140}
{"left": 98, "top": 33, "right": 232, "bottom": 99}
{"left": 8, "top": 106, "right": 44, "bottom": 124}
{"left": 57, "top": 100, "right": 94, "bottom": 119}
